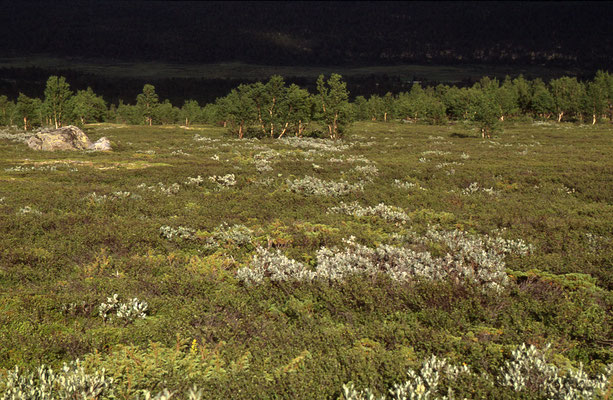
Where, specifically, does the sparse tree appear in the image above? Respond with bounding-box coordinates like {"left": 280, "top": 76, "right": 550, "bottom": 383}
{"left": 366, "top": 95, "right": 385, "bottom": 121}
{"left": 531, "top": 79, "right": 555, "bottom": 119}
{"left": 587, "top": 70, "right": 613, "bottom": 123}
{"left": 136, "top": 84, "right": 159, "bottom": 126}
{"left": 472, "top": 91, "right": 502, "bottom": 138}
{"left": 583, "top": 80, "right": 608, "bottom": 124}
{"left": 16, "top": 93, "right": 39, "bottom": 131}
{"left": 382, "top": 92, "right": 395, "bottom": 121}
{"left": 223, "top": 84, "right": 257, "bottom": 138}
{"left": 43, "top": 75, "right": 72, "bottom": 128}
{"left": 407, "top": 83, "right": 428, "bottom": 121}
{"left": 116, "top": 100, "right": 141, "bottom": 125}
{"left": 180, "top": 100, "right": 201, "bottom": 127}
{"left": 421, "top": 93, "right": 447, "bottom": 124}
{"left": 155, "top": 100, "right": 179, "bottom": 125}
{"left": 513, "top": 75, "right": 533, "bottom": 115}
{"left": 0, "top": 95, "right": 15, "bottom": 126}
{"left": 281, "top": 84, "right": 313, "bottom": 137}
{"left": 71, "top": 87, "right": 107, "bottom": 124}
{"left": 550, "top": 77, "right": 584, "bottom": 122}
{"left": 498, "top": 76, "right": 519, "bottom": 121}
{"left": 316, "top": 74, "right": 351, "bottom": 140}
{"left": 261, "top": 75, "right": 287, "bottom": 138}
{"left": 201, "top": 103, "right": 219, "bottom": 124}
{"left": 440, "top": 86, "right": 465, "bottom": 120}
{"left": 352, "top": 96, "right": 369, "bottom": 121}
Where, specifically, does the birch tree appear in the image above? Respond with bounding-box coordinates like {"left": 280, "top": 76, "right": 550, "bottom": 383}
{"left": 316, "top": 74, "right": 351, "bottom": 140}
{"left": 136, "top": 84, "right": 159, "bottom": 126}
{"left": 43, "top": 76, "right": 72, "bottom": 129}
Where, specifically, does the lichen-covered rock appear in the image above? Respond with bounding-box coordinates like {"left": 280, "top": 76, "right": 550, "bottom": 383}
{"left": 27, "top": 126, "right": 93, "bottom": 151}
{"left": 89, "top": 137, "right": 112, "bottom": 151}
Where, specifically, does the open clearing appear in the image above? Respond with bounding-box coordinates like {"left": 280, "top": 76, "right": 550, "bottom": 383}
{"left": 0, "top": 122, "right": 611, "bottom": 398}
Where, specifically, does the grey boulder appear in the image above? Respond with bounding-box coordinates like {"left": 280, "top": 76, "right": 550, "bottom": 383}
{"left": 26, "top": 126, "right": 111, "bottom": 151}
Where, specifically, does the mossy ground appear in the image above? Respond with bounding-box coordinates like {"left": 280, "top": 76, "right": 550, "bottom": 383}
{"left": 0, "top": 121, "right": 611, "bottom": 398}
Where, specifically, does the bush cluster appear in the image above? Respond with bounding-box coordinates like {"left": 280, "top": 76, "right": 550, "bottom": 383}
{"left": 237, "top": 228, "right": 532, "bottom": 291}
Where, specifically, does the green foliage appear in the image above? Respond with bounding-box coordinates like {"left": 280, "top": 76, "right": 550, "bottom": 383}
{"left": 115, "top": 100, "right": 141, "bottom": 124}
{"left": 0, "top": 96, "right": 15, "bottom": 126}
{"left": 550, "top": 76, "right": 585, "bottom": 122}
{"left": 4, "top": 71, "right": 613, "bottom": 135}
{"left": 0, "top": 361, "right": 115, "bottom": 400}
{"left": 70, "top": 87, "right": 107, "bottom": 125}
{"left": 155, "top": 100, "right": 179, "bottom": 125}
{"left": 15, "top": 93, "right": 39, "bottom": 130}
{"left": 180, "top": 100, "right": 201, "bottom": 127}
{"left": 343, "top": 344, "right": 612, "bottom": 399}
{"left": 472, "top": 90, "right": 502, "bottom": 138}
{"left": 531, "top": 79, "right": 555, "bottom": 119}
{"left": 137, "top": 84, "right": 160, "bottom": 126}
{"left": 317, "top": 73, "right": 352, "bottom": 139}
{"left": 584, "top": 76, "right": 609, "bottom": 124}
{"left": 513, "top": 75, "right": 533, "bottom": 114}
{"left": 43, "top": 75, "right": 73, "bottom": 128}
{"left": 219, "top": 84, "right": 257, "bottom": 138}
{"left": 80, "top": 340, "right": 250, "bottom": 399}
{"left": 1, "top": 72, "right": 613, "bottom": 398}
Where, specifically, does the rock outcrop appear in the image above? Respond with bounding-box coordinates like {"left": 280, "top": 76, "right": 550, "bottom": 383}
{"left": 90, "top": 137, "right": 112, "bottom": 151}
{"left": 26, "top": 126, "right": 111, "bottom": 151}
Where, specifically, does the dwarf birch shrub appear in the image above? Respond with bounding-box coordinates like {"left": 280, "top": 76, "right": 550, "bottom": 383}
{"left": 342, "top": 344, "right": 613, "bottom": 400}
{"left": 17, "top": 206, "right": 42, "bottom": 216}
{"left": 393, "top": 179, "right": 426, "bottom": 191}
{"left": 139, "top": 385, "right": 203, "bottom": 400}
{"left": 237, "top": 230, "right": 527, "bottom": 290}
{"left": 184, "top": 175, "right": 205, "bottom": 186}
{"left": 211, "top": 223, "right": 253, "bottom": 246}
{"left": 328, "top": 201, "right": 410, "bottom": 224}
{"left": 98, "top": 294, "right": 148, "bottom": 323}
{"left": 352, "top": 164, "right": 379, "bottom": 180}
{"left": 421, "top": 227, "right": 534, "bottom": 257}
{"left": 202, "top": 223, "right": 254, "bottom": 249}
{"left": 137, "top": 182, "right": 181, "bottom": 195}
{"left": 85, "top": 191, "right": 140, "bottom": 203}
{"left": 462, "top": 182, "right": 497, "bottom": 196}
{"left": 315, "top": 237, "right": 511, "bottom": 290}
{"left": 342, "top": 354, "right": 473, "bottom": 400}
{"left": 236, "top": 247, "right": 316, "bottom": 285}
{"left": 159, "top": 226, "right": 197, "bottom": 241}
{"left": 5, "top": 165, "right": 58, "bottom": 172}
{"left": 253, "top": 149, "right": 279, "bottom": 172}
{"left": 0, "top": 361, "right": 115, "bottom": 400}
{"left": 0, "top": 130, "right": 35, "bottom": 143}
{"left": 279, "top": 137, "right": 351, "bottom": 152}
{"left": 208, "top": 173, "right": 236, "bottom": 188}
{"left": 287, "top": 176, "right": 364, "bottom": 196}
{"left": 500, "top": 344, "right": 612, "bottom": 399}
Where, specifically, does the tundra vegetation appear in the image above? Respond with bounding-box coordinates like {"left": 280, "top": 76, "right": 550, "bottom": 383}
{"left": 0, "top": 72, "right": 612, "bottom": 399}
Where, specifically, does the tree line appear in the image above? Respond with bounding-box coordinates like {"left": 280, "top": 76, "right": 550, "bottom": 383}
{"left": 1, "top": 71, "right": 612, "bottom": 139}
